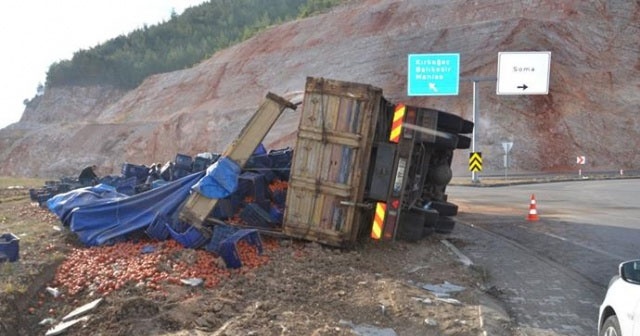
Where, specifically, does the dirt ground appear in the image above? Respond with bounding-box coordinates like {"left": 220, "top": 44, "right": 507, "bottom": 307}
{"left": 0, "top": 186, "right": 490, "bottom": 336}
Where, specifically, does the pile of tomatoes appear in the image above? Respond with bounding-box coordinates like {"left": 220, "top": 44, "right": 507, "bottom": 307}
{"left": 52, "top": 237, "right": 275, "bottom": 297}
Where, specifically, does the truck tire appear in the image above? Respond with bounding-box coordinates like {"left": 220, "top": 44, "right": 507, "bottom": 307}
{"left": 438, "top": 132, "right": 458, "bottom": 149}
{"left": 456, "top": 135, "right": 471, "bottom": 149}
{"left": 424, "top": 132, "right": 458, "bottom": 150}
{"left": 422, "top": 208, "right": 439, "bottom": 238}
{"left": 436, "top": 111, "right": 464, "bottom": 133}
{"left": 396, "top": 209, "right": 425, "bottom": 242}
{"left": 427, "top": 164, "right": 453, "bottom": 186}
{"left": 430, "top": 200, "right": 458, "bottom": 217}
{"left": 460, "top": 120, "right": 474, "bottom": 134}
{"left": 435, "top": 216, "right": 456, "bottom": 234}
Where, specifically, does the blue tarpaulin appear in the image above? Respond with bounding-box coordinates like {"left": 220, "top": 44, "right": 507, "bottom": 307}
{"left": 191, "top": 157, "right": 241, "bottom": 199}
{"left": 47, "top": 184, "right": 128, "bottom": 226}
{"left": 67, "top": 172, "right": 205, "bottom": 246}
{"left": 45, "top": 154, "right": 245, "bottom": 247}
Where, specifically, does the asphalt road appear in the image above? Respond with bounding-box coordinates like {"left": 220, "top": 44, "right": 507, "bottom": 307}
{"left": 446, "top": 179, "right": 640, "bottom": 336}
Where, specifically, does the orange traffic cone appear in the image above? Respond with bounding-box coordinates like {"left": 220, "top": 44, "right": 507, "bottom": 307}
{"left": 527, "top": 194, "right": 539, "bottom": 221}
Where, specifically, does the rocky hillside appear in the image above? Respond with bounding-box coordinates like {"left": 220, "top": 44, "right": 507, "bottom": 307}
{"left": 1, "top": 0, "right": 638, "bottom": 178}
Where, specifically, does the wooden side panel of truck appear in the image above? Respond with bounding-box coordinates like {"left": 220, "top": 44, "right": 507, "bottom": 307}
{"left": 283, "top": 77, "right": 383, "bottom": 247}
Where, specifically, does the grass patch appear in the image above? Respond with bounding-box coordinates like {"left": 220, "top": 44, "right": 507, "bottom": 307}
{"left": 1, "top": 282, "right": 27, "bottom": 294}
{"left": 0, "top": 263, "right": 27, "bottom": 294}
{"left": 0, "top": 177, "right": 48, "bottom": 189}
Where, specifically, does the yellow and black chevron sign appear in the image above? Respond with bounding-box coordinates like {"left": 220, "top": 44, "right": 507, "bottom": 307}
{"left": 469, "top": 152, "right": 482, "bottom": 172}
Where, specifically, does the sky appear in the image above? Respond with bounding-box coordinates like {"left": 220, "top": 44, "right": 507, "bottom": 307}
{"left": 0, "top": 0, "right": 208, "bottom": 129}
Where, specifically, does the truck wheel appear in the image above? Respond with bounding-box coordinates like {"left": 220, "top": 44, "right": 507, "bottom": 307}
{"left": 456, "top": 135, "right": 471, "bottom": 149}
{"left": 435, "top": 132, "right": 458, "bottom": 149}
{"left": 423, "top": 132, "right": 458, "bottom": 150}
{"left": 397, "top": 209, "right": 425, "bottom": 242}
{"left": 435, "top": 216, "right": 456, "bottom": 234}
{"left": 427, "top": 164, "right": 452, "bottom": 186}
{"left": 460, "top": 119, "right": 474, "bottom": 134}
{"left": 430, "top": 201, "right": 458, "bottom": 217}
{"left": 436, "top": 111, "right": 464, "bottom": 133}
{"left": 422, "top": 208, "right": 439, "bottom": 238}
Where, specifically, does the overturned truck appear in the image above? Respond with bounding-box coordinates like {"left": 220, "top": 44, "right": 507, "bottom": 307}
{"left": 180, "top": 77, "right": 473, "bottom": 247}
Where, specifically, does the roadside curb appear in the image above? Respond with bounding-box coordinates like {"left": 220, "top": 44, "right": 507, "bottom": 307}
{"left": 441, "top": 239, "right": 473, "bottom": 266}
{"left": 477, "top": 293, "right": 512, "bottom": 336}
{"left": 441, "top": 238, "right": 513, "bottom": 336}
{"left": 449, "top": 175, "right": 640, "bottom": 188}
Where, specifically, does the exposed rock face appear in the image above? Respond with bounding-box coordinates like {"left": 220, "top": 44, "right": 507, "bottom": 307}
{"left": 0, "top": 0, "right": 638, "bottom": 178}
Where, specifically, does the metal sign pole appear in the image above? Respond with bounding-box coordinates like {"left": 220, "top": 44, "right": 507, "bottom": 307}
{"left": 501, "top": 141, "right": 513, "bottom": 181}
{"left": 472, "top": 80, "right": 478, "bottom": 183}
{"left": 462, "top": 76, "right": 497, "bottom": 184}
{"left": 504, "top": 154, "right": 508, "bottom": 180}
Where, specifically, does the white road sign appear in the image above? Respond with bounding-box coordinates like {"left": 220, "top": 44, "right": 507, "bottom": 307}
{"left": 501, "top": 141, "right": 513, "bottom": 154}
{"left": 576, "top": 156, "right": 586, "bottom": 165}
{"left": 496, "top": 51, "right": 551, "bottom": 95}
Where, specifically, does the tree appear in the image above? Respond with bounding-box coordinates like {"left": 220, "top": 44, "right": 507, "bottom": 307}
{"left": 36, "top": 82, "right": 45, "bottom": 96}
{"left": 45, "top": 0, "right": 346, "bottom": 89}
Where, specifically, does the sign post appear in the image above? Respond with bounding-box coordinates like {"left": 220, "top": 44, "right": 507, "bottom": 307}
{"left": 465, "top": 76, "right": 496, "bottom": 183}
{"left": 502, "top": 141, "right": 513, "bottom": 180}
{"left": 408, "top": 53, "right": 460, "bottom": 96}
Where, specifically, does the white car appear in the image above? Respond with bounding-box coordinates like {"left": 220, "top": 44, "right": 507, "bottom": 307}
{"left": 599, "top": 260, "right": 640, "bottom": 336}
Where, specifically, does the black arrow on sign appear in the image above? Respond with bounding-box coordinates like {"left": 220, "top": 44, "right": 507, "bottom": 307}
{"left": 517, "top": 84, "right": 528, "bottom": 90}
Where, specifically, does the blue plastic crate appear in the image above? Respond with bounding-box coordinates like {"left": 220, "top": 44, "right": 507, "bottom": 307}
{"left": 271, "top": 189, "right": 287, "bottom": 207}
{"left": 268, "top": 147, "right": 293, "bottom": 181}
{"left": 57, "top": 184, "right": 71, "bottom": 193}
{"left": 211, "top": 198, "right": 237, "bottom": 220}
{"left": 240, "top": 203, "right": 279, "bottom": 228}
{"left": 218, "top": 229, "right": 263, "bottom": 269}
{"left": 269, "top": 206, "right": 284, "bottom": 224}
{"left": 121, "top": 163, "right": 149, "bottom": 181}
{"left": 174, "top": 153, "right": 193, "bottom": 171}
{"left": 37, "top": 193, "right": 53, "bottom": 204}
{"left": 246, "top": 144, "right": 277, "bottom": 182}
{"left": 166, "top": 221, "right": 208, "bottom": 249}
{"left": 151, "top": 179, "right": 169, "bottom": 189}
{"left": 115, "top": 176, "right": 138, "bottom": 196}
{"left": 28, "top": 188, "right": 38, "bottom": 202}
{"left": 205, "top": 224, "right": 240, "bottom": 253}
{"left": 246, "top": 144, "right": 269, "bottom": 169}
{"left": 233, "top": 178, "right": 252, "bottom": 200}
{"left": 173, "top": 167, "right": 191, "bottom": 180}
{"left": 238, "top": 172, "right": 269, "bottom": 204}
{"left": 160, "top": 161, "right": 173, "bottom": 181}
{"left": 146, "top": 217, "right": 170, "bottom": 241}
{"left": 192, "top": 156, "right": 212, "bottom": 172}
{"left": 0, "top": 233, "right": 20, "bottom": 262}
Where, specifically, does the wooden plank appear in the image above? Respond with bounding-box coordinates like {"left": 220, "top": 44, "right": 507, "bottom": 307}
{"left": 288, "top": 177, "right": 352, "bottom": 197}
{"left": 297, "top": 128, "right": 362, "bottom": 147}
{"left": 304, "top": 77, "right": 383, "bottom": 101}
{"left": 179, "top": 93, "right": 296, "bottom": 231}
{"left": 285, "top": 187, "right": 341, "bottom": 231}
